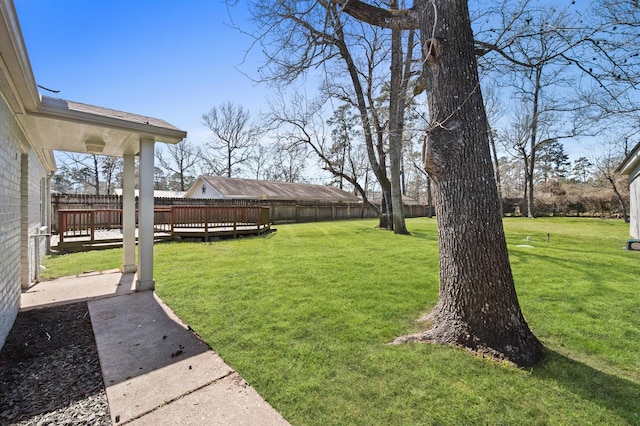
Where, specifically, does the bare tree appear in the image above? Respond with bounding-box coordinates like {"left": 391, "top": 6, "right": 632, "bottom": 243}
{"left": 201, "top": 102, "right": 260, "bottom": 178}
{"left": 247, "top": 0, "right": 415, "bottom": 230}
{"left": 592, "top": 138, "right": 632, "bottom": 222}
{"left": 265, "top": 92, "right": 377, "bottom": 208}
{"left": 247, "top": 143, "right": 272, "bottom": 180}
{"left": 337, "top": 0, "right": 544, "bottom": 366}
{"left": 54, "top": 152, "right": 126, "bottom": 194}
{"left": 56, "top": 152, "right": 101, "bottom": 194}
{"left": 267, "top": 141, "right": 308, "bottom": 183}
{"left": 155, "top": 139, "right": 201, "bottom": 191}
{"left": 387, "top": 0, "right": 415, "bottom": 235}
{"left": 475, "top": 1, "right": 640, "bottom": 217}
{"left": 498, "top": 96, "right": 572, "bottom": 217}
{"left": 482, "top": 83, "right": 506, "bottom": 216}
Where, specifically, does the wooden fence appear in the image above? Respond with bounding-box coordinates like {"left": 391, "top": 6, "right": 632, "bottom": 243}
{"left": 51, "top": 194, "right": 430, "bottom": 232}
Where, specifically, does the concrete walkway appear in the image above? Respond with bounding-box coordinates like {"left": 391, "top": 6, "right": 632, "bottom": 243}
{"left": 21, "top": 271, "right": 290, "bottom": 425}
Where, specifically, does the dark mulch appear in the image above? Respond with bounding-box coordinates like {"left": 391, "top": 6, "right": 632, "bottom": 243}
{"left": 0, "top": 302, "right": 111, "bottom": 425}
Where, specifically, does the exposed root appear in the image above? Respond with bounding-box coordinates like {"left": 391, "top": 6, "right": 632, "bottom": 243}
{"left": 392, "top": 320, "right": 545, "bottom": 367}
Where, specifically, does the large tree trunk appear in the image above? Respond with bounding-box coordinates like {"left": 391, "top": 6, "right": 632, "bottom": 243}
{"left": 396, "top": 0, "right": 543, "bottom": 366}
{"left": 388, "top": 10, "right": 409, "bottom": 235}
{"left": 339, "top": 0, "right": 544, "bottom": 366}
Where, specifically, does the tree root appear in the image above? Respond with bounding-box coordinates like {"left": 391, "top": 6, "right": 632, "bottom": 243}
{"left": 392, "top": 321, "right": 544, "bottom": 367}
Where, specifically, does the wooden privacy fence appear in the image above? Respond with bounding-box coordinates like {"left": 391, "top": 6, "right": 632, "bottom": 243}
{"left": 52, "top": 194, "right": 431, "bottom": 232}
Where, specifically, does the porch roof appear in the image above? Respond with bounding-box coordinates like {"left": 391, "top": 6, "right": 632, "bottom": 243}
{"left": 22, "top": 96, "right": 187, "bottom": 158}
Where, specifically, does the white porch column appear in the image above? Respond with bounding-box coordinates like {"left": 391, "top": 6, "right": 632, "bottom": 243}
{"left": 137, "top": 137, "right": 155, "bottom": 291}
{"left": 121, "top": 154, "right": 137, "bottom": 274}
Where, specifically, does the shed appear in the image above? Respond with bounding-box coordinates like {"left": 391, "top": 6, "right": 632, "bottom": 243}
{"left": 185, "top": 176, "right": 360, "bottom": 202}
{"left": 617, "top": 141, "right": 640, "bottom": 239}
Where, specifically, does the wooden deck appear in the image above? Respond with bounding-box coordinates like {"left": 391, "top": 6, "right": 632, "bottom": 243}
{"left": 52, "top": 206, "right": 272, "bottom": 253}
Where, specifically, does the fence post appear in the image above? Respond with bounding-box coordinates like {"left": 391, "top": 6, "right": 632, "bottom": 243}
{"left": 204, "top": 206, "right": 209, "bottom": 241}
{"left": 89, "top": 211, "right": 95, "bottom": 242}
{"left": 171, "top": 206, "right": 175, "bottom": 237}
{"left": 233, "top": 207, "right": 237, "bottom": 238}
{"left": 59, "top": 210, "right": 65, "bottom": 244}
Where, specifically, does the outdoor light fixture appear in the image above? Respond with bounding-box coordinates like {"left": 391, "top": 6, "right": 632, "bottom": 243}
{"left": 85, "top": 139, "right": 105, "bottom": 154}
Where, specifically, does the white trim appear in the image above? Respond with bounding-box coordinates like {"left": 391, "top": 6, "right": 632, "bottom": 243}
{"left": 0, "top": 0, "right": 39, "bottom": 112}
{"left": 617, "top": 142, "right": 640, "bottom": 176}
{"left": 31, "top": 96, "right": 186, "bottom": 143}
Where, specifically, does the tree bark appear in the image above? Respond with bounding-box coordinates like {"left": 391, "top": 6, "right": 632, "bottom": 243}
{"left": 488, "top": 125, "right": 504, "bottom": 217}
{"left": 331, "top": 16, "right": 392, "bottom": 229}
{"left": 388, "top": 2, "right": 409, "bottom": 235}
{"left": 526, "top": 66, "right": 543, "bottom": 218}
{"left": 92, "top": 155, "right": 100, "bottom": 195}
{"left": 416, "top": 0, "right": 544, "bottom": 366}
{"left": 341, "top": 0, "right": 544, "bottom": 366}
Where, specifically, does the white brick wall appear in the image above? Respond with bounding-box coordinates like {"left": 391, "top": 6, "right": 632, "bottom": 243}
{"left": 0, "top": 93, "right": 49, "bottom": 349}
{"left": 20, "top": 150, "right": 47, "bottom": 288}
{"left": 0, "top": 92, "right": 24, "bottom": 349}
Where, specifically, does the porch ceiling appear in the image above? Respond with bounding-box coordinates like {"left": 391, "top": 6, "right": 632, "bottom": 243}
{"left": 22, "top": 95, "right": 186, "bottom": 158}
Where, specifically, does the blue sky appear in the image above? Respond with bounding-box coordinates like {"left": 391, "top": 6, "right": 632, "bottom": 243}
{"left": 15, "top": 0, "right": 270, "bottom": 145}
{"left": 14, "top": 0, "right": 606, "bottom": 166}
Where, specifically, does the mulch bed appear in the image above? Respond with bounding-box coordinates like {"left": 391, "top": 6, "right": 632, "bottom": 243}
{"left": 0, "top": 302, "right": 111, "bottom": 425}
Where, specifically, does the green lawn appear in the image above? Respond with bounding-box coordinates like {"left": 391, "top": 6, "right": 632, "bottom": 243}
{"left": 43, "top": 217, "right": 640, "bottom": 425}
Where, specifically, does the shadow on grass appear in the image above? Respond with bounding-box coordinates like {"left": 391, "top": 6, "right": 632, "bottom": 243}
{"left": 509, "top": 248, "right": 631, "bottom": 295}
{"left": 533, "top": 349, "right": 640, "bottom": 424}
{"left": 406, "top": 230, "right": 438, "bottom": 241}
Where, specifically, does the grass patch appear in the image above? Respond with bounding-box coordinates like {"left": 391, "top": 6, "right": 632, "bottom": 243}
{"left": 41, "top": 248, "right": 123, "bottom": 280}
{"left": 43, "top": 218, "right": 640, "bottom": 425}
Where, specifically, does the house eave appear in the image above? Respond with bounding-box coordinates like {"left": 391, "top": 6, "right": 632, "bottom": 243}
{"left": 0, "top": 0, "right": 39, "bottom": 113}
{"left": 31, "top": 96, "right": 187, "bottom": 144}
{"left": 617, "top": 142, "right": 640, "bottom": 176}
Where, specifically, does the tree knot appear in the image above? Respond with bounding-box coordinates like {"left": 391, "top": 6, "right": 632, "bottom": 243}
{"left": 423, "top": 38, "right": 444, "bottom": 66}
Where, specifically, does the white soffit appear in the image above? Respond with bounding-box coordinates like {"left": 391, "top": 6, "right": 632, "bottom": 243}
{"left": 23, "top": 96, "right": 187, "bottom": 157}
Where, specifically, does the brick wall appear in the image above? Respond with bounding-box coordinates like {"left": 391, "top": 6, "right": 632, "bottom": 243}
{"left": 20, "top": 150, "right": 47, "bottom": 288}
{"left": 0, "top": 93, "right": 24, "bottom": 349}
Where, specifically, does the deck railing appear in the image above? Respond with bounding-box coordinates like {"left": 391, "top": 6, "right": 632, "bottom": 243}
{"left": 57, "top": 206, "right": 271, "bottom": 246}
{"left": 166, "top": 205, "right": 268, "bottom": 240}
{"left": 58, "top": 209, "right": 123, "bottom": 244}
